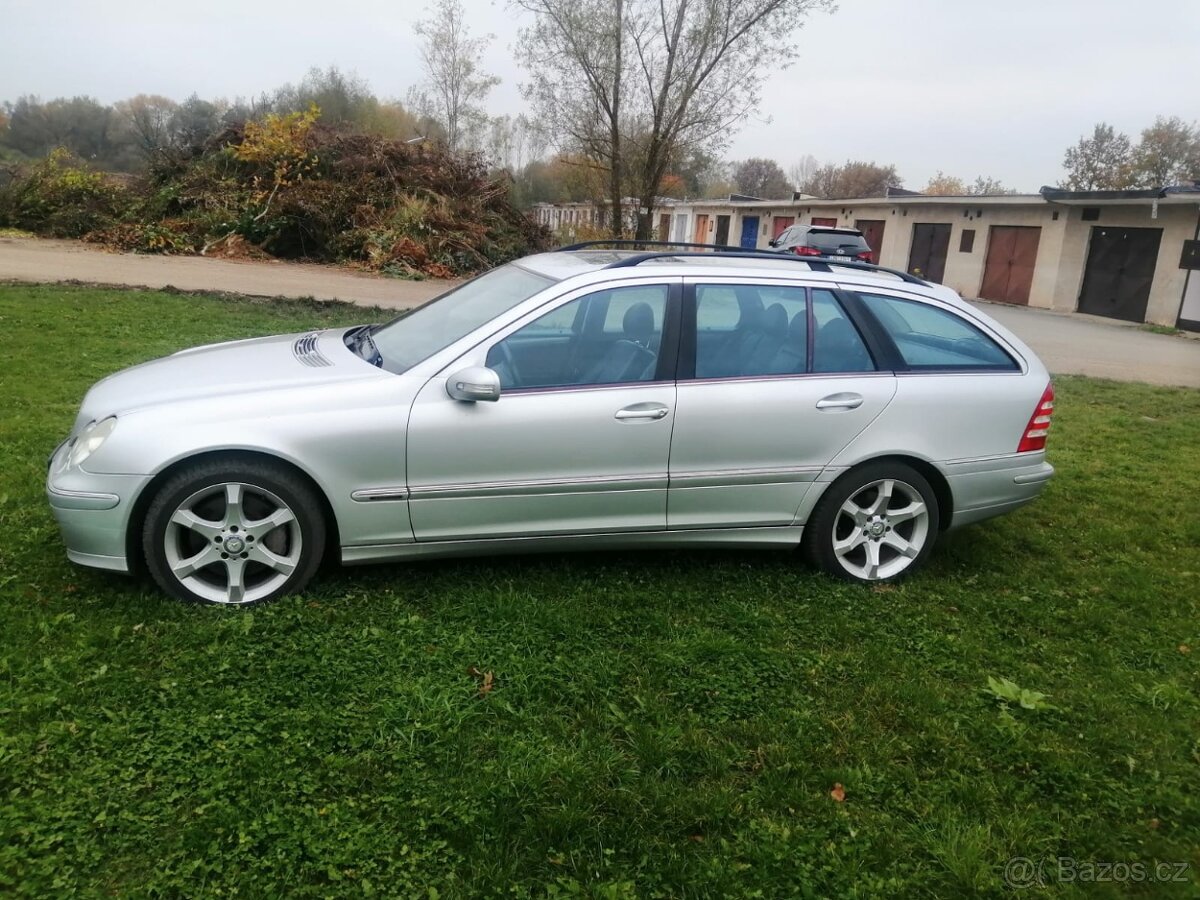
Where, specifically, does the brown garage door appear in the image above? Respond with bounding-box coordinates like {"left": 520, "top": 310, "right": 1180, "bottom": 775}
{"left": 1078, "top": 226, "right": 1162, "bottom": 322}
{"left": 855, "top": 219, "right": 886, "bottom": 264}
{"left": 980, "top": 226, "right": 1041, "bottom": 305}
{"left": 907, "top": 223, "right": 951, "bottom": 283}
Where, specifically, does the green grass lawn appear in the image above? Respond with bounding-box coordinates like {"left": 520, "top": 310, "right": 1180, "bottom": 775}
{"left": 1, "top": 283, "right": 1198, "bottom": 897}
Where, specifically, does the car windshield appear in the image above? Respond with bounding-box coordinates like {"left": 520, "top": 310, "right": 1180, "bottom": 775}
{"left": 807, "top": 230, "right": 870, "bottom": 254}
{"left": 370, "top": 264, "right": 556, "bottom": 373}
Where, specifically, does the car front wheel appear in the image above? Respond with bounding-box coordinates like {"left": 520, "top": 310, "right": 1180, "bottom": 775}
{"left": 804, "top": 461, "right": 939, "bottom": 583}
{"left": 143, "top": 458, "right": 326, "bottom": 606}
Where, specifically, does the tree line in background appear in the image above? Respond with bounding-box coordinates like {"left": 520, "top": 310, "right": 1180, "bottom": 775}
{"left": 1, "top": 0, "right": 1196, "bottom": 245}
{"left": 1062, "top": 117, "right": 1200, "bottom": 190}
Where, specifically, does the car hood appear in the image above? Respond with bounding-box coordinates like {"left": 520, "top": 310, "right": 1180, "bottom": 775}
{"left": 75, "top": 328, "right": 380, "bottom": 428}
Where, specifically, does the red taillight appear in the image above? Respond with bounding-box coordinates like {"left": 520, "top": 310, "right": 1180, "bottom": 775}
{"left": 855, "top": 251, "right": 873, "bottom": 262}
{"left": 794, "top": 245, "right": 823, "bottom": 256}
{"left": 1017, "top": 383, "right": 1055, "bottom": 452}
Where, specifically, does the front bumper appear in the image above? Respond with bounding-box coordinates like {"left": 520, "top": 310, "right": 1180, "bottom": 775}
{"left": 46, "top": 440, "right": 151, "bottom": 574}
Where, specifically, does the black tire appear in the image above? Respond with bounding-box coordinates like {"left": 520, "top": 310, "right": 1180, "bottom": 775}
{"left": 802, "top": 461, "right": 940, "bottom": 584}
{"left": 142, "top": 457, "right": 326, "bottom": 606}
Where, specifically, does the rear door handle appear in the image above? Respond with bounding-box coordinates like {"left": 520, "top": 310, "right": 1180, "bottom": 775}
{"left": 816, "top": 393, "right": 864, "bottom": 411}
{"left": 614, "top": 403, "right": 670, "bottom": 421}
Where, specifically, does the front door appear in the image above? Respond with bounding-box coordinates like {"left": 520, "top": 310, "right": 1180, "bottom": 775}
{"left": 715, "top": 215, "right": 731, "bottom": 245}
{"left": 812, "top": 217, "right": 838, "bottom": 227}
{"left": 855, "top": 219, "right": 886, "bottom": 264}
{"left": 1077, "top": 226, "right": 1162, "bottom": 322}
{"left": 407, "top": 282, "right": 680, "bottom": 541}
{"left": 980, "top": 225, "right": 1041, "bottom": 305}
{"left": 693, "top": 214, "right": 709, "bottom": 244}
{"left": 739, "top": 216, "right": 760, "bottom": 249}
{"left": 772, "top": 216, "right": 795, "bottom": 240}
{"left": 668, "top": 282, "right": 896, "bottom": 529}
{"left": 908, "top": 223, "right": 951, "bottom": 282}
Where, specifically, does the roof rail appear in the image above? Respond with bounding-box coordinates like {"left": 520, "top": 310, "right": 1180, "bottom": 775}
{"left": 558, "top": 239, "right": 748, "bottom": 253}
{"left": 595, "top": 249, "right": 931, "bottom": 286}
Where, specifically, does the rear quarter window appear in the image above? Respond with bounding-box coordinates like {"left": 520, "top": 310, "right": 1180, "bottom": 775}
{"left": 857, "top": 293, "right": 1018, "bottom": 371}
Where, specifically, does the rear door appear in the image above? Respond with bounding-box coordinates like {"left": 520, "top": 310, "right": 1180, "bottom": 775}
{"left": 667, "top": 280, "right": 896, "bottom": 529}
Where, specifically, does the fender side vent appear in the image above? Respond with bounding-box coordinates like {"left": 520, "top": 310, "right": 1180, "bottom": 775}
{"left": 293, "top": 333, "right": 332, "bottom": 367}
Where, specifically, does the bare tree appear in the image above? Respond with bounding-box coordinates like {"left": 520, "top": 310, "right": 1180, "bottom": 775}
{"left": 516, "top": 0, "right": 833, "bottom": 238}
{"left": 788, "top": 154, "right": 819, "bottom": 193}
{"left": 1062, "top": 123, "right": 1135, "bottom": 190}
{"left": 114, "top": 94, "right": 178, "bottom": 158}
{"left": 411, "top": 0, "right": 500, "bottom": 153}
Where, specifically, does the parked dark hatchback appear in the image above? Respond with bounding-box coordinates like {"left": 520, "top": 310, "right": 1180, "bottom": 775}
{"left": 770, "top": 225, "right": 873, "bottom": 262}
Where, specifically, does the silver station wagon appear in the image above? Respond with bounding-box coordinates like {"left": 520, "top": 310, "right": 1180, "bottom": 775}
{"left": 47, "top": 244, "right": 1056, "bottom": 605}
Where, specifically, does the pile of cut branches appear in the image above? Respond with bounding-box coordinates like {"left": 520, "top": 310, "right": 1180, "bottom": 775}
{"left": 0, "top": 109, "right": 549, "bottom": 277}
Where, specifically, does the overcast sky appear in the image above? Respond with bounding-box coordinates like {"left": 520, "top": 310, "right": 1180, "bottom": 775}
{"left": 3, "top": 0, "right": 1197, "bottom": 191}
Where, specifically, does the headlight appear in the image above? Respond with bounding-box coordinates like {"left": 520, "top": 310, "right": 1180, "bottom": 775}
{"left": 69, "top": 417, "right": 117, "bottom": 468}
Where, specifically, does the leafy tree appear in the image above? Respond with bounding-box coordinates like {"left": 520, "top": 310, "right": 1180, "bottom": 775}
{"left": 801, "top": 161, "right": 900, "bottom": 199}
{"left": 1062, "top": 123, "right": 1134, "bottom": 190}
{"left": 5, "top": 96, "right": 116, "bottom": 163}
{"left": 966, "top": 175, "right": 1015, "bottom": 195}
{"left": 730, "top": 157, "right": 792, "bottom": 199}
{"left": 273, "top": 66, "right": 392, "bottom": 134}
{"left": 516, "top": 0, "right": 834, "bottom": 238}
{"left": 411, "top": 0, "right": 499, "bottom": 152}
{"left": 923, "top": 172, "right": 1015, "bottom": 196}
{"left": 1132, "top": 116, "right": 1200, "bottom": 187}
{"left": 923, "top": 171, "right": 966, "bottom": 195}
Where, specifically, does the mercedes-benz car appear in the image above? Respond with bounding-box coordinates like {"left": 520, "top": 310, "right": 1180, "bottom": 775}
{"left": 47, "top": 244, "right": 1055, "bottom": 605}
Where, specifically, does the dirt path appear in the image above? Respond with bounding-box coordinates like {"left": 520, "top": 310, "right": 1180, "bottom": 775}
{"left": 2, "top": 236, "right": 1197, "bottom": 387}
{"left": 0, "top": 236, "right": 453, "bottom": 310}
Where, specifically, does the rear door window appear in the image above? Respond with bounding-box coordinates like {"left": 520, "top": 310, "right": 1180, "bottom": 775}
{"left": 694, "top": 285, "right": 808, "bottom": 377}
{"left": 812, "top": 290, "right": 876, "bottom": 372}
{"left": 856, "top": 292, "right": 1018, "bottom": 370}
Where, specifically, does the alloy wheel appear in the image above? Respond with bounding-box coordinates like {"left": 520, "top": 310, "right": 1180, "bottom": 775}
{"left": 830, "top": 478, "right": 930, "bottom": 581}
{"left": 162, "top": 482, "right": 303, "bottom": 605}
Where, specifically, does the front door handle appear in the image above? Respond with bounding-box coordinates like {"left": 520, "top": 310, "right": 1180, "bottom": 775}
{"left": 614, "top": 403, "right": 670, "bottom": 421}
{"left": 816, "top": 393, "right": 864, "bottom": 411}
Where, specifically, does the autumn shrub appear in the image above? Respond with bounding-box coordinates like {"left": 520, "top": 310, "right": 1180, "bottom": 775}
{"left": 1, "top": 118, "right": 549, "bottom": 274}
{"left": 0, "top": 148, "right": 132, "bottom": 238}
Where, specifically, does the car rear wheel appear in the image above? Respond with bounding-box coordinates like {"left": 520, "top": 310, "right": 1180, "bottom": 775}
{"left": 803, "top": 461, "right": 939, "bottom": 583}
{"left": 143, "top": 458, "right": 326, "bottom": 606}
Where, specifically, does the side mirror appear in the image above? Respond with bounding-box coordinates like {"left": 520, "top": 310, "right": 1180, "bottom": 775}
{"left": 446, "top": 366, "right": 501, "bottom": 402}
{"left": 767, "top": 238, "right": 778, "bottom": 248}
